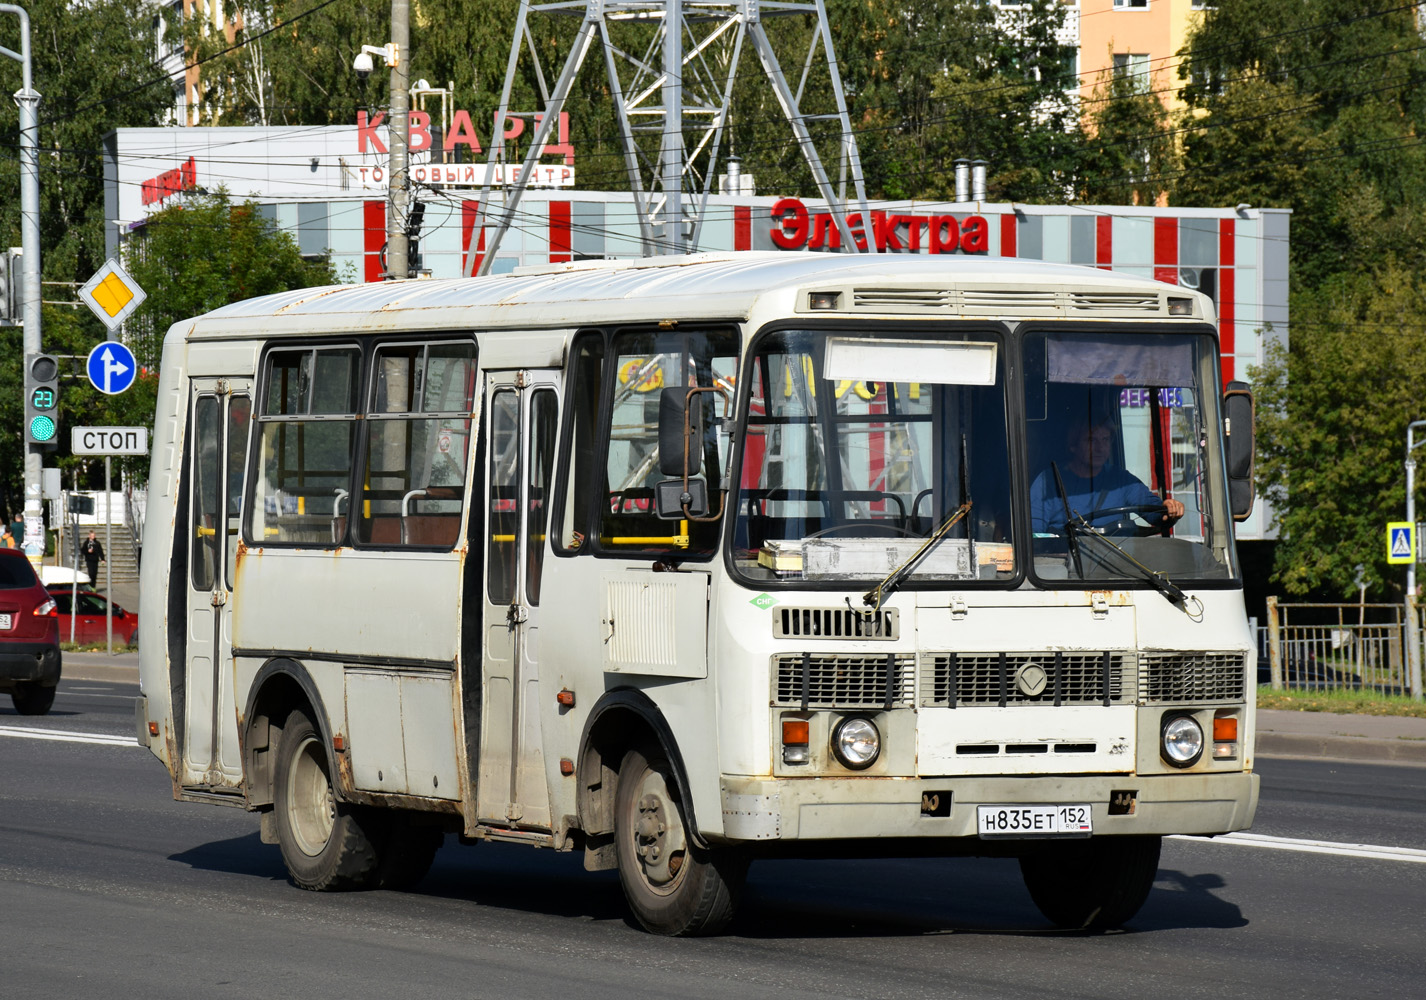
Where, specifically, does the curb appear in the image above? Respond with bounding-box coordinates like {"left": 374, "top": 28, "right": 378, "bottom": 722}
{"left": 62, "top": 662, "right": 140, "bottom": 684}
{"left": 1257, "top": 732, "right": 1426, "bottom": 766}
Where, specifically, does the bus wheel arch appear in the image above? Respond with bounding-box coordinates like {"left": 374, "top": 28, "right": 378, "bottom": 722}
{"left": 242, "top": 659, "right": 338, "bottom": 814}
{"left": 577, "top": 690, "right": 706, "bottom": 868}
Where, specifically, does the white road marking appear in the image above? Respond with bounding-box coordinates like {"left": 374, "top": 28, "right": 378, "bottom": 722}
{"left": 1172, "top": 831, "right": 1426, "bottom": 864}
{"left": 0, "top": 725, "right": 137, "bottom": 748}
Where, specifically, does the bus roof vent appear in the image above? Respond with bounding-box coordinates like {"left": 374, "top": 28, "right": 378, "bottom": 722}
{"left": 1069, "top": 292, "right": 1161, "bottom": 313}
{"left": 960, "top": 290, "right": 1060, "bottom": 316}
{"left": 773, "top": 606, "right": 899, "bottom": 641}
{"left": 851, "top": 288, "right": 952, "bottom": 312}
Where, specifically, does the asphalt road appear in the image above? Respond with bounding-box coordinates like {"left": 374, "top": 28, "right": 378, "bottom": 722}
{"left": 2, "top": 678, "right": 1423, "bottom": 1000}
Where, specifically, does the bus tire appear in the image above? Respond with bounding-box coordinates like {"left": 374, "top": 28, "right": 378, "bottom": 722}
{"left": 614, "top": 745, "right": 746, "bottom": 936}
{"left": 1018, "top": 834, "right": 1161, "bottom": 930}
{"left": 273, "top": 708, "right": 380, "bottom": 891}
{"left": 10, "top": 681, "right": 56, "bottom": 716}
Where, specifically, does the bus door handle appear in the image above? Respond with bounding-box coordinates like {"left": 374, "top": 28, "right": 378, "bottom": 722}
{"left": 506, "top": 604, "right": 528, "bottom": 628}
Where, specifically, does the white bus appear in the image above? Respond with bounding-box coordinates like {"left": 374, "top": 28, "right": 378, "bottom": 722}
{"left": 136, "top": 252, "right": 1259, "bottom": 935}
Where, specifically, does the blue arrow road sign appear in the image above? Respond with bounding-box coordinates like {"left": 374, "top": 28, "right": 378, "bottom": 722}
{"left": 86, "top": 341, "right": 138, "bottom": 395}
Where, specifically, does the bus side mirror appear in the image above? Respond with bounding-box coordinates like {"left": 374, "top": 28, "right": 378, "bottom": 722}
{"left": 1223, "top": 381, "right": 1255, "bottom": 521}
{"left": 658, "top": 387, "right": 703, "bottom": 478}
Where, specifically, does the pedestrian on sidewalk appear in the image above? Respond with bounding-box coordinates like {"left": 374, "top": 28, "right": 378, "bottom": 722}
{"left": 81, "top": 530, "right": 105, "bottom": 587}
{"left": 0, "top": 525, "right": 14, "bottom": 548}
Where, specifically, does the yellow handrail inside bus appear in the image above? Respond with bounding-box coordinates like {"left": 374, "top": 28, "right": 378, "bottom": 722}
{"left": 602, "top": 520, "right": 690, "bottom": 549}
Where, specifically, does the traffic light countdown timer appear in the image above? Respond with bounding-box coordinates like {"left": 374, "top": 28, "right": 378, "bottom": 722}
{"left": 24, "top": 353, "right": 59, "bottom": 450}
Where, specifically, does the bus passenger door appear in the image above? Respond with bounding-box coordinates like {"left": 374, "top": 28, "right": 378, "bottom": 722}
{"left": 478, "top": 371, "right": 560, "bottom": 829}
{"left": 182, "top": 379, "right": 252, "bottom": 790}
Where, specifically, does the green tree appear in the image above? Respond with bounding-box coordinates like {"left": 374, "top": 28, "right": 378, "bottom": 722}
{"left": 1079, "top": 70, "right": 1179, "bottom": 206}
{"left": 0, "top": 0, "right": 171, "bottom": 509}
{"left": 1175, "top": 1, "right": 1426, "bottom": 596}
{"left": 125, "top": 191, "right": 337, "bottom": 350}
{"left": 1253, "top": 258, "right": 1426, "bottom": 597}
{"left": 0, "top": 0, "right": 172, "bottom": 283}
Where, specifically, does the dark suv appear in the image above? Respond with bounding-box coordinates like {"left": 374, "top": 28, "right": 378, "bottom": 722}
{"left": 0, "top": 549, "right": 61, "bottom": 715}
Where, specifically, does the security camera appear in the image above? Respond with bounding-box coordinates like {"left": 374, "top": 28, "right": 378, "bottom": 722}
{"left": 353, "top": 51, "right": 374, "bottom": 79}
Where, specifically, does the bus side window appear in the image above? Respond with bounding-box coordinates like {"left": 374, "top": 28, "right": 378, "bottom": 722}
{"left": 552, "top": 332, "right": 605, "bottom": 554}
{"left": 249, "top": 347, "right": 361, "bottom": 547}
{"left": 597, "top": 327, "right": 738, "bottom": 558}
{"left": 358, "top": 341, "right": 475, "bottom": 548}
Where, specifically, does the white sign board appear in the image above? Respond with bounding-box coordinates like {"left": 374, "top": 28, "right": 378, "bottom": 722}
{"left": 72, "top": 426, "right": 149, "bottom": 456}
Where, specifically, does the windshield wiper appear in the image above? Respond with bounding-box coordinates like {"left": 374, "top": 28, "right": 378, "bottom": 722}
{"left": 1061, "top": 509, "right": 1194, "bottom": 614}
{"left": 1050, "top": 462, "right": 1084, "bottom": 579}
{"left": 857, "top": 501, "right": 973, "bottom": 615}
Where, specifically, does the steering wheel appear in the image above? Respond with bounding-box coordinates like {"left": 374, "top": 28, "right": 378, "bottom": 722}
{"left": 804, "top": 522, "right": 920, "bottom": 540}
{"left": 1078, "top": 503, "right": 1170, "bottom": 537}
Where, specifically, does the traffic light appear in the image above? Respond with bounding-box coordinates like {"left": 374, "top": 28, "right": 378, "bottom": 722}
{"left": 24, "top": 353, "right": 59, "bottom": 450}
{"left": 0, "top": 248, "right": 13, "bottom": 325}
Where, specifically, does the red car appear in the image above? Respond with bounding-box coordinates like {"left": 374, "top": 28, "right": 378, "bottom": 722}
{"left": 0, "top": 549, "right": 61, "bottom": 715}
{"left": 46, "top": 585, "right": 139, "bottom": 646}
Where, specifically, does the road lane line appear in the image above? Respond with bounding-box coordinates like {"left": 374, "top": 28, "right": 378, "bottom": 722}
{"left": 1172, "top": 831, "right": 1426, "bottom": 864}
{"left": 0, "top": 725, "right": 137, "bottom": 748}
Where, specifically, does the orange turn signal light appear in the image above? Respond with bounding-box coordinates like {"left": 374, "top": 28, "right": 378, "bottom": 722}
{"left": 782, "top": 719, "right": 810, "bottom": 745}
{"left": 557, "top": 689, "right": 576, "bottom": 708}
{"left": 332, "top": 735, "right": 345, "bottom": 752}
{"left": 148, "top": 721, "right": 159, "bottom": 737}
{"left": 559, "top": 757, "right": 575, "bottom": 776}
{"left": 1213, "top": 717, "right": 1238, "bottom": 742}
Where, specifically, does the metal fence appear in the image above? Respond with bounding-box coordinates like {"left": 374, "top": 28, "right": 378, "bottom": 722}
{"left": 1263, "top": 598, "right": 1424, "bottom": 699}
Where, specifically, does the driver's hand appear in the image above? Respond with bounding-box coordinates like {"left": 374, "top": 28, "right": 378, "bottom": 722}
{"left": 1164, "top": 497, "right": 1185, "bottom": 521}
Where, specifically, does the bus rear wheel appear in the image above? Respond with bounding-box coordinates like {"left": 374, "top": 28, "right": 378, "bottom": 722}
{"left": 1018, "top": 834, "right": 1161, "bottom": 930}
{"left": 273, "top": 708, "right": 381, "bottom": 891}
{"left": 614, "top": 746, "right": 746, "bottom": 936}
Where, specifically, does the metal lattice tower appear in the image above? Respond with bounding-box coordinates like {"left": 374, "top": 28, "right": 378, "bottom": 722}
{"left": 466, "top": 0, "right": 874, "bottom": 276}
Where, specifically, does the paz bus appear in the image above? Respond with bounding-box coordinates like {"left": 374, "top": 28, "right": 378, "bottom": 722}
{"left": 136, "top": 252, "right": 1259, "bottom": 935}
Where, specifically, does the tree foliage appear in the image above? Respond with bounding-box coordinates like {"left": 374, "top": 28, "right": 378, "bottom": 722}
{"left": 1177, "top": 0, "right": 1426, "bottom": 597}
{"left": 125, "top": 191, "right": 337, "bottom": 342}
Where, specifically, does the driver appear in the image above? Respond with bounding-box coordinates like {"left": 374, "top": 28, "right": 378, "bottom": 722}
{"left": 1030, "top": 417, "right": 1184, "bottom": 535}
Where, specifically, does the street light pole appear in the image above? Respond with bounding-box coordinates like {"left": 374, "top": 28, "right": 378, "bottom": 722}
{"left": 1405, "top": 422, "right": 1426, "bottom": 698}
{"left": 384, "top": 0, "right": 410, "bottom": 280}
{"left": 1, "top": 5, "right": 43, "bottom": 563}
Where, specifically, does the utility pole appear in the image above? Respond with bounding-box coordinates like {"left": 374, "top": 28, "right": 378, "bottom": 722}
{"left": 384, "top": 0, "right": 410, "bottom": 280}
{"left": 1405, "top": 420, "right": 1426, "bottom": 699}
{"left": 1, "top": 5, "right": 44, "bottom": 563}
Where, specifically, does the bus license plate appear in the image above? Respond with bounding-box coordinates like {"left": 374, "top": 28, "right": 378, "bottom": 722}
{"left": 977, "top": 804, "right": 1093, "bottom": 838}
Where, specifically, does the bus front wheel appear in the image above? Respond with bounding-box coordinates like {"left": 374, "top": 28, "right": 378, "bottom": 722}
{"left": 273, "top": 708, "right": 381, "bottom": 891}
{"left": 1018, "top": 834, "right": 1161, "bottom": 930}
{"left": 614, "top": 746, "right": 746, "bottom": 936}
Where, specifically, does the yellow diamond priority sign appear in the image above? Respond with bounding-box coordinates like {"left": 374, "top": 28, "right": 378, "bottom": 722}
{"left": 79, "top": 258, "right": 146, "bottom": 331}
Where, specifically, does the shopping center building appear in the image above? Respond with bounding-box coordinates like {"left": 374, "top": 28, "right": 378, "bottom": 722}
{"left": 103, "top": 123, "right": 1287, "bottom": 543}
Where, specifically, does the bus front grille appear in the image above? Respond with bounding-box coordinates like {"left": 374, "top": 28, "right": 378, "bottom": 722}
{"left": 773, "top": 653, "right": 916, "bottom": 709}
{"left": 1139, "top": 652, "right": 1247, "bottom": 703}
{"left": 772, "top": 606, "right": 899, "bottom": 640}
{"left": 919, "top": 652, "right": 1127, "bottom": 707}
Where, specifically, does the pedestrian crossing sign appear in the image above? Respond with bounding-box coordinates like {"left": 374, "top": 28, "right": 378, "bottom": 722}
{"left": 1387, "top": 522, "right": 1415, "bottom": 565}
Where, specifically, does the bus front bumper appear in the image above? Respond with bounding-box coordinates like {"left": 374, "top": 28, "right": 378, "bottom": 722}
{"left": 715, "top": 771, "right": 1258, "bottom": 844}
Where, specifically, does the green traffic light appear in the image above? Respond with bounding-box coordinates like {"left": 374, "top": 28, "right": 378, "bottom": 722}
{"left": 28, "top": 414, "right": 56, "bottom": 442}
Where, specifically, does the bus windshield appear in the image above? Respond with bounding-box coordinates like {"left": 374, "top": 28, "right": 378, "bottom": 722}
{"left": 731, "top": 326, "right": 1236, "bottom": 589}
{"left": 1024, "top": 329, "right": 1236, "bottom": 586}
{"left": 733, "top": 327, "right": 1015, "bottom": 584}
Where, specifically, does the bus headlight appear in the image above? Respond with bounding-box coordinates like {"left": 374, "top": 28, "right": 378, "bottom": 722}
{"left": 831, "top": 717, "right": 881, "bottom": 770}
{"left": 1161, "top": 713, "right": 1204, "bottom": 768}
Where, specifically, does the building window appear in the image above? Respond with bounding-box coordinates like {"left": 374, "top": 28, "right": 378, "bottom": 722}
{"left": 1114, "top": 0, "right": 1149, "bottom": 8}
{"left": 1113, "top": 53, "right": 1151, "bottom": 93}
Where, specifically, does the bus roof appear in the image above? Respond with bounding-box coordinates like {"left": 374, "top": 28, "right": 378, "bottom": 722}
{"left": 175, "top": 252, "right": 1212, "bottom": 340}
